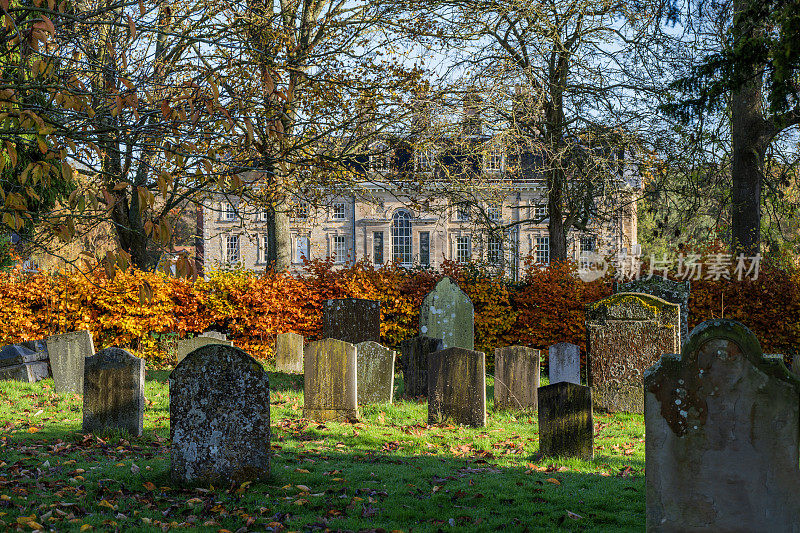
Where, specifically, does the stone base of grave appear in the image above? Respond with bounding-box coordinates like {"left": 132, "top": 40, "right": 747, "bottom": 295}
{"left": 303, "top": 407, "right": 360, "bottom": 422}
{"left": 0, "top": 361, "right": 50, "bottom": 382}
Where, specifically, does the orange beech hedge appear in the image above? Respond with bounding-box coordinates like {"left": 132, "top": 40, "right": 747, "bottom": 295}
{"left": 0, "top": 258, "right": 797, "bottom": 367}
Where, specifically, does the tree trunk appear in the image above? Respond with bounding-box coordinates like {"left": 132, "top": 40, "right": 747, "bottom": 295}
{"left": 548, "top": 173, "right": 569, "bottom": 262}
{"left": 267, "top": 201, "right": 291, "bottom": 271}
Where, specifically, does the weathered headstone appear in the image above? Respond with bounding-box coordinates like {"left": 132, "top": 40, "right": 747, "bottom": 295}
{"left": 175, "top": 336, "right": 233, "bottom": 364}
{"left": 428, "top": 347, "right": 486, "bottom": 427}
{"left": 538, "top": 382, "right": 593, "bottom": 460}
{"left": 170, "top": 344, "right": 270, "bottom": 484}
{"left": 303, "top": 338, "right": 359, "bottom": 421}
{"left": 322, "top": 298, "right": 381, "bottom": 345}
{"left": 548, "top": 342, "right": 581, "bottom": 385}
{"left": 615, "top": 275, "right": 690, "bottom": 346}
{"left": 356, "top": 341, "right": 395, "bottom": 405}
{"left": 399, "top": 336, "right": 443, "bottom": 397}
{"left": 494, "top": 346, "right": 540, "bottom": 410}
{"left": 201, "top": 330, "right": 227, "bottom": 341}
{"left": 0, "top": 343, "right": 50, "bottom": 383}
{"left": 586, "top": 293, "right": 679, "bottom": 413}
{"left": 46, "top": 330, "right": 95, "bottom": 394}
{"left": 83, "top": 348, "right": 145, "bottom": 437}
{"left": 645, "top": 319, "right": 800, "bottom": 530}
{"left": 274, "top": 332, "right": 304, "bottom": 373}
{"left": 419, "top": 277, "right": 474, "bottom": 350}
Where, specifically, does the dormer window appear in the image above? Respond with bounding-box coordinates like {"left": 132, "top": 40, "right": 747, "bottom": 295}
{"left": 223, "top": 202, "right": 237, "bottom": 221}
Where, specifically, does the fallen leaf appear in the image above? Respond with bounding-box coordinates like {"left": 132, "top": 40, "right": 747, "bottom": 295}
{"left": 546, "top": 478, "right": 561, "bottom": 485}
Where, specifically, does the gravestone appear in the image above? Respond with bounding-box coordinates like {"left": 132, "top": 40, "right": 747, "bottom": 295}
{"left": 170, "top": 344, "right": 270, "bottom": 484}
{"left": 83, "top": 348, "right": 145, "bottom": 437}
{"left": 645, "top": 319, "right": 800, "bottom": 530}
{"left": 303, "top": 338, "right": 359, "bottom": 421}
{"left": 322, "top": 298, "right": 380, "bottom": 345}
{"left": 615, "top": 275, "right": 690, "bottom": 346}
{"left": 586, "top": 293, "right": 679, "bottom": 413}
{"left": 274, "top": 332, "right": 304, "bottom": 373}
{"left": 548, "top": 342, "right": 581, "bottom": 385}
{"left": 419, "top": 277, "right": 474, "bottom": 350}
{"left": 538, "top": 382, "right": 593, "bottom": 460}
{"left": 46, "top": 330, "right": 95, "bottom": 394}
{"left": 494, "top": 346, "right": 540, "bottom": 410}
{"left": 176, "top": 336, "right": 233, "bottom": 364}
{"left": 399, "top": 336, "right": 443, "bottom": 398}
{"left": 201, "top": 330, "right": 227, "bottom": 341}
{"left": 428, "top": 347, "right": 486, "bottom": 427}
{"left": 0, "top": 343, "right": 50, "bottom": 383}
{"left": 356, "top": 341, "right": 395, "bottom": 405}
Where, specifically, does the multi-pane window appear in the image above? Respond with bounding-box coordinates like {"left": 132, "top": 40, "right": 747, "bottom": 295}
{"left": 332, "top": 202, "right": 346, "bottom": 220}
{"left": 294, "top": 236, "right": 310, "bottom": 263}
{"left": 419, "top": 231, "right": 430, "bottom": 267}
{"left": 392, "top": 210, "right": 413, "bottom": 266}
{"left": 579, "top": 235, "right": 595, "bottom": 269}
{"left": 373, "top": 231, "right": 384, "bottom": 265}
{"left": 456, "top": 236, "right": 471, "bottom": 263}
{"left": 226, "top": 235, "right": 240, "bottom": 264}
{"left": 487, "top": 203, "right": 502, "bottom": 221}
{"left": 371, "top": 144, "right": 391, "bottom": 171}
{"left": 259, "top": 234, "right": 269, "bottom": 263}
{"left": 484, "top": 147, "right": 503, "bottom": 172}
{"left": 223, "top": 202, "right": 236, "bottom": 221}
{"left": 416, "top": 148, "right": 434, "bottom": 171}
{"left": 258, "top": 208, "right": 269, "bottom": 222}
{"left": 533, "top": 204, "right": 547, "bottom": 221}
{"left": 456, "top": 204, "right": 470, "bottom": 221}
{"left": 535, "top": 235, "right": 550, "bottom": 265}
{"left": 294, "top": 202, "right": 308, "bottom": 219}
{"left": 488, "top": 235, "right": 503, "bottom": 265}
{"left": 333, "top": 235, "right": 347, "bottom": 263}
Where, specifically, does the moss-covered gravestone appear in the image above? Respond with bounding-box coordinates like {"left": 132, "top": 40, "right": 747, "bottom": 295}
{"left": 419, "top": 277, "right": 474, "bottom": 350}
{"left": 586, "top": 293, "right": 679, "bottom": 413}
{"left": 83, "top": 348, "right": 145, "bottom": 437}
{"left": 645, "top": 319, "right": 800, "bottom": 531}
{"left": 46, "top": 330, "right": 95, "bottom": 394}
{"left": 399, "top": 336, "right": 443, "bottom": 398}
{"left": 175, "top": 336, "right": 233, "bottom": 364}
{"left": 548, "top": 342, "right": 581, "bottom": 385}
{"left": 170, "top": 344, "right": 270, "bottom": 484}
{"left": 274, "top": 332, "right": 304, "bottom": 373}
{"left": 615, "top": 275, "right": 690, "bottom": 346}
{"left": 322, "top": 298, "right": 381, "bottom": 345}
{"left": 356, "top": 341, "right": 395, "bottom": 405}
{"left": 538, "top": 382, "right": 593, "bottom": 460}
{"left": 428, "top": 347, "right": 486, "bottom": 427}
{"left": 303, "top": 339, "right": 359, "bottom": 421}
{"left": 494, "top": 346, "right": 540, "bottom": 410}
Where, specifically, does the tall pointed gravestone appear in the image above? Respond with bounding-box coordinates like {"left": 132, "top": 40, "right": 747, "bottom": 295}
{"left": 494, "top": 346, "right": 540, "bottom": 411}
{"left": 175, "top": 336, "right": 233, "bottom": 364}
{"left": 356, "top": 341, "right": 395, "bottom": 405}
{"left": 645, "top": 319, "right": 800, "bottom": 530}
{"left": 586, "top": 293, "right": 679, "bottom": 413}
{"left": 274, "top": 332, "right": 304, "bottom": 373}
{"left": 303, "top": 338, "right": 359, "bottom": 421}
{"left": 83, "top": 348, "right": 145, "bottom": 437}
{"left": 419, "top": 277, "right": 474, "bottom": 350}
{"left": 399, "top": 336, "right": 443, "bottom": 398}
{"left": 428, "top": 347, "right": 486, "bottom": 427}
{"left": 46, "top": 330, "right": 95, "bottom": 394}
{"left": 323, "top": 298, "right": 381, "bottom": 345}
{"left": 170, "top": 344, "right": 270, "bottom": 484}
{"left": 615, "top": 275, "right": 690, "bottom": 346}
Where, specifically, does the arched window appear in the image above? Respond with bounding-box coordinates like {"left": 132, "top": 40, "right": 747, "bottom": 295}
{"left": 392, "top": 210, "right": 413, "bottom": 266}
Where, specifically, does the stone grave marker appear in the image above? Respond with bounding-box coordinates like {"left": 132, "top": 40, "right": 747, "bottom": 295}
{"left": 176, "top": 336, "right": 233, "bottom": 364}
{"left": 170, "top": 344, "right": 270, "bottom": 484}
{"left": 419, "top": 277, "right": 474, "bottom": 350}
{"left": 0, "top": 343, "right": 50, "bottom": 383}
{"left": 356, "top": 341, "right": 395, "bottom": 405}
{"left": 428, "top": 347, "right": 486, "bottom": 427}
{"left": 83, "top": 347, "right": 145, "bottom": 437}
{"left": 548, "top": 342, "right": 581, "bottom": 385}
{"left": 645, "top": 319, "right": 800, "bottom": 530}
{"left": 399, "top": 336, "right": 443, "bottom": 398}
{"left": 538, "top": 382, "right": 593, "bottom": 460}
{"left": 322, "top": 298, "right": 380, "bottom": 345}
{"left": 201, "top": 330, "right": 227, "bottom": 341}
{"left": 494, "top": 346, "right": 540, "bottom": 410}
{"left": 586, "top": 293, "right": 680, "bottom": 413}
{"left": 615, "top": 274, "right": 690, "bottom": 346}
{"left": 274, "top": 332, "right": 304, "bottom": 373}
{"left": 46, "top": 330, "right": 95, "bottom": 394}
{"left": 303, "top": 338, "right": 359, "bottom": 421}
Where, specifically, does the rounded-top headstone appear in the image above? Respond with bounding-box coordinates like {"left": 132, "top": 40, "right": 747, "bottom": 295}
{"left": 419, "top": 277, "right": 475, "bottom": 350}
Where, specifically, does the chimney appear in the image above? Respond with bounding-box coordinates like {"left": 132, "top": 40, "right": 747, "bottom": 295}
{"left": 462, "top": 92, "right": 482, "bottom": 136}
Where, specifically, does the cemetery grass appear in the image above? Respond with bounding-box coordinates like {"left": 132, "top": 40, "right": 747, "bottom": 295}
{"left": 0, "top": 370, "right": 645, "bottom": 532}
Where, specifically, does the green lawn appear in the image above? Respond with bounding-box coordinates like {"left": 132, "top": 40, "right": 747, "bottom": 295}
{"left": 0, "top": 369, "right": 645, "bottom": 532}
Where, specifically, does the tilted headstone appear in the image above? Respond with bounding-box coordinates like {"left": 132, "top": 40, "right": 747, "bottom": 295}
{"left": 322, "top": 298, "right": 381, "bottom": 345}
{"left": 615, "top": 275, "right": 690, "bottom": 346}
{"left": 538, "top": 382, "right": 593, "bottom": 460}
{"left": 548, "top": 342, "right": 581, "bottom": 385}
{"left": 419, "top": 277, "right": 474, "bottom": 350}
{"left": 0, "top": 343, "right": 50, "bottom": 383}
{"left": 586, "top": 293, "right": 680, "bottom": 413}
{"left": 274, "top": 332, "right": 304, "bottom": 373}
{"left": 645, "top": 319, "right": 800, "bottom": 530}
{"left": 175, "top": 336, "right": 233, "bottom": 364}
{"left": 428, "top": 347, "right": 486, "bottom": 427}
{"left": 494, "top": 346, "right": 540, "bottom": 410}
{"left": 399, "top": 336, "right": 443, "bottom": 398}
{"left": 83, "top": 348, "right": 145, "bottom": 437}
{"left": 303, "top": 338, "right": 359, "bottom": 422}
{"left": 356, "top": 341, "right": 395, "bottom": 405}
{"left": 170, "top": 344, "right": 270, "bottom": 484}
{"left": 46, "top": 330, "right": 95, "bottom": 394}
